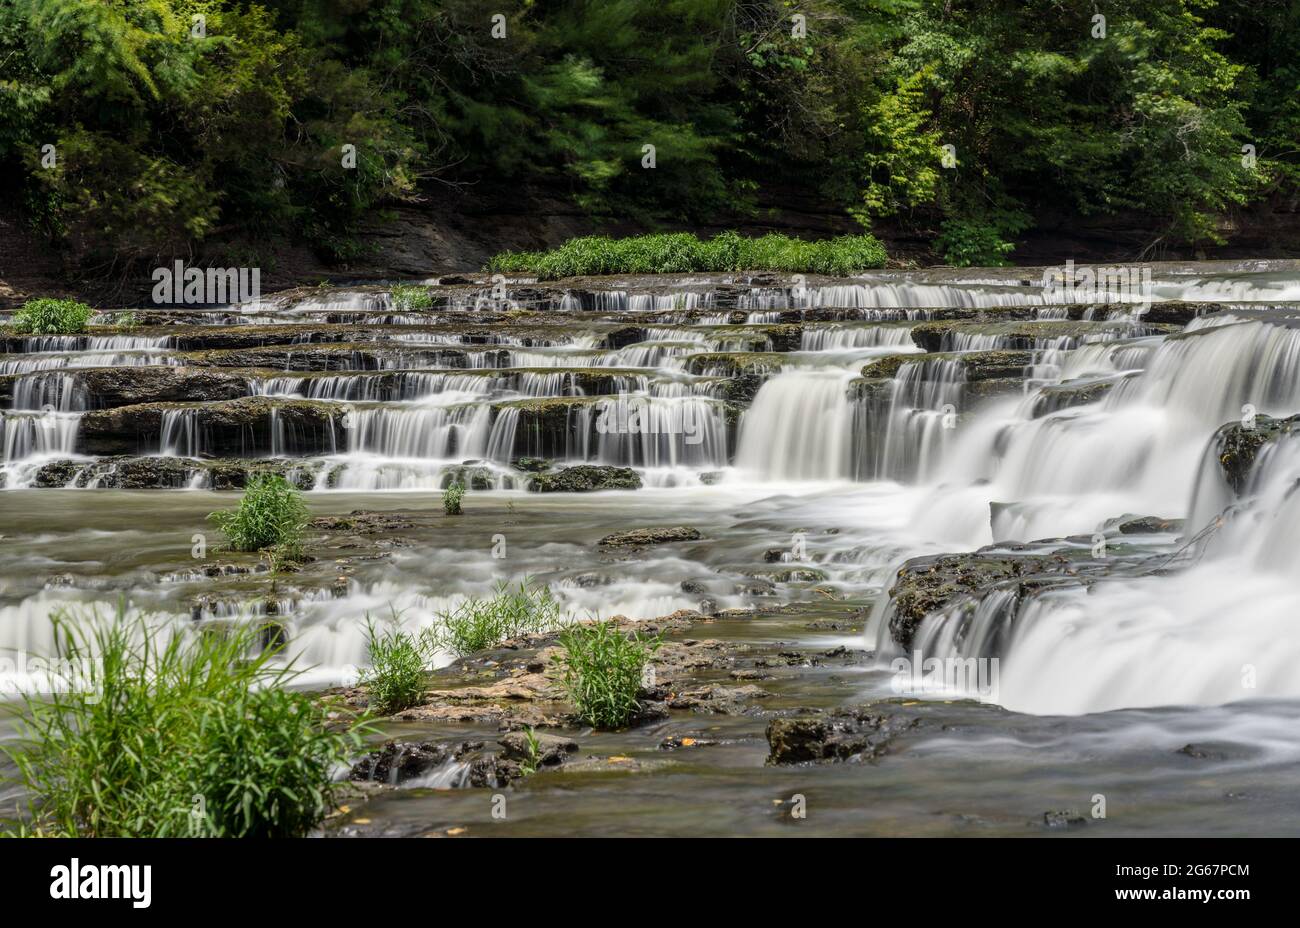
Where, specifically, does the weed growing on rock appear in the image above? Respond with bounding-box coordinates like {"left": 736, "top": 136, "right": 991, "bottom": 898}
{"left": 391, "top": 283, "right": 433, "bottom": 311}
{"left": 428, "top": 579, "right": 563, "bottom": 657}
{"left": 361, "top": 613, "right": 433, "bottom": 714}
{"left": 11, "top": 299, "right": 95, "bottom": 335}
{"left": 208, "top": 474, "right": 308, "bottom": 553}
{"left": 558, "top": 621, "right": 661, "bottom": 729}
{"left": 443, "top": 480, "right": 465, "bottom": 515}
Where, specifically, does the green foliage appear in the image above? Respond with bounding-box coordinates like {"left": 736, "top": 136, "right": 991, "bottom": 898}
{"left": 1, "top": 606, "right": 365, "bottom": 837}
{"left": 208, "top": 473, "right": 308, "bottom": 553}
{"left": 487, "top": 232, "right": 888, "bottom": 279}
{"left": 518, "top": 727, "right": 543, "bottom": 776}
{"left": 935, "top": 218, "right": 1016, "bottom": 267}
{"left": 558, "top": 621, "right": 660, "bottom": 730}
{"left": 10, "top": 298, "right": 93, "bottom": 335}
{"left": 428, "top": 580, "right": 563, "bottom": 657}
{"left": 391, "top": 283, "right": 433, "bottom": 311}
{"left": 442, "top": 480, "right": 464, "bottom": 515}
{"left": 1, "top": 1, "right": 1294, "bottom": 263}
{"left": 361, "top": 613, "right": 432, "bottom": 714}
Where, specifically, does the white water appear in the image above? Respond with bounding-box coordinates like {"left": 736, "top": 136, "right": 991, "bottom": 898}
{"left": 6, "top": 266, "right": 1300, "bottom": 722}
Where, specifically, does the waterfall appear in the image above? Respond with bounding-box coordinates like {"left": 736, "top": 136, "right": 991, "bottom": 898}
{"left": 736, "top": 369, "right": 857, "bottom": 480}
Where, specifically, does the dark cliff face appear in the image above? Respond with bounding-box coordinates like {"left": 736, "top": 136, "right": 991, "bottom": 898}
{"left": 5, "top": 182, "right": 1300, "bottom": 309}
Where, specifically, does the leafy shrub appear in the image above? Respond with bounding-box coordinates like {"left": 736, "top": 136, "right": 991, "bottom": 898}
{"left": 10, "top": 299, "right": 94, "bottom": 335}
{"left": 391, "top": 284, "right": 433, "bottom": 311}
{"left": 208, "top": 474, "right": 308, "bottom": 553}
{"left": 361, "top": 614, "right": 433, "bottom": 714}
{"left": 428, "top": 580, "right": 563, "bottom": 657}
{"left": 443, "top": 481, "right": 465, "bottom": 515}
{"left": 934, "top": 219, "right": 1016, "bottom": 267}
{"left": 1, "top": 607, "right": 365, "bottom": 837}
{"left": 557, "top": 621, "right": 660, "bottom": 729}
{"left": 485, "top": 232, "right": 887, "bottom": 279}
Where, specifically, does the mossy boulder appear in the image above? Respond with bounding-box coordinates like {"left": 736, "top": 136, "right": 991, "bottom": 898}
{"left": 1214, "top": 413, "right": 1300, "bottom": 495}
{"left": 528, "top": 465, "right": 642, "bottom": 492}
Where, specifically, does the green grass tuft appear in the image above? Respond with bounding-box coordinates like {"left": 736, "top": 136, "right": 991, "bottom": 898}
{"left": 11, "top": 299, "right": 95, "bottom": 335}
{"left": 442, "top": 480, "right": 465, "bottom": 515}
{"left": 485, "top": 232, "right": 887, "bottom": 280}
{"left": 557, "top": 621, "right": 660, "bottom": 729}
{"left": 1, "top": 606, "right": 366, "bottom": 837}
{"left": 208, "top": 474, "right": 309, "bottom": 553}
{"left": 391, "top": 283, "right": 433, "bottom": 311}
{"left": 361, "top": 613, "right": 433, "bottom": 715}
{"left": 428, "top": 579, "right": 563, "bottom": 657}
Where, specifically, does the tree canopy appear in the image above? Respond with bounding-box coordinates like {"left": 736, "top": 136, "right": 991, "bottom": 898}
{"left": 0, "top": 0, "right": 1294, "bottom": 268}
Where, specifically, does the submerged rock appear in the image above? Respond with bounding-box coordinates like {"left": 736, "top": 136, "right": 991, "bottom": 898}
{"left": 598, "top": 526, "right": 702, "bottom": 547}
{"left": 349, "top": 740, "right": 452, "bottom": 784}
{"left": 766, "top": 705, "right": 921, "bottom": 764}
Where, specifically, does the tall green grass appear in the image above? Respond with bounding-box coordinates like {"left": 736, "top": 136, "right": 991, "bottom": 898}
{"left": 558, "top": 621, "right": 661, "bottom": 729}
{"left": 391, "top": 283, "right": 433, "bottom": 311}
{"left": 486, "top": 231, "right": 887, "bottom": 279}
{"left": 427, "top": 579, "right": 564, "bottom": 657}
{"left": 361, "top": 613, "right": 433, "bottom": 714}
{"left": 1, "top": 607, "right": 366, "bottom": 837}
{"left": 208, "top": 473, "right": 308, "bottom": 553}
{"left": 10, "top": 299, "right": 94, "bottom": 335}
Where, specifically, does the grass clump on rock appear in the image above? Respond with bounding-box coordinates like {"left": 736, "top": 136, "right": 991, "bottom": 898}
{"left": 208, "top": 473, "right": 308, "bottom": 553}
{"left": 558, "top": 621, "right": 661, "bottom": 729}
{"left": 391, "top": 283, "right": 433, "bottom": 311}
{"left": 361, "top": 613, "right": 434, "bottom": 714}
{"left": 428, "top": 579, "right": 563, "bottom": 657}
{"left": 486, "top": 231, "right": 887, "bottom": 279}
{"left": 443, "top": 480, "right": 465, "bottom": 515}
{"left": 1, "top": 607, "right": 365, "bottom": 837}
{"left": 10, "top": 298, "right": 95, "bottom": 335}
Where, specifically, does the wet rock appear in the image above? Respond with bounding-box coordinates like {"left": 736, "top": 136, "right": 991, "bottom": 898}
{"left": 683, "top": 352, "right": 783, "bottom": 378}
{"left": 511, "top": 456, "right": 552, "bottom": 473}
{"left": 77, "top": 397, "right": 344, "bottom": 457}
{"left": 743, "top": 566, "right": 827, "bottom": 583}
{"left": 528, "top": 464, "right": 642, "bottom": 492}
{"left": 1116, "top": 515, "right": 1184, "bottom": 535}
{"left": 1213, "top": 413, "right": 1300, "bottom": 495}
{"left": 906, "top": 320, "right": 1179, "bottom": 353}
{"left": 349, "top": 740, "right": 451, "bottom": 783}
{"left": 498, "top": 731, "right": 578, "bottom": 768}
{"left": 766, "top": 706, "right": 921, "bottom": 764}
{"left": 667, "top": 683, "right": 770, "bottom": 714}
{"left": 31, "top": 455, "right": 317, "bottom": 489}
{"left": 860, "top": 349, "right": 1034, "bottom": 383}
{"left": 598, "top": 526, "right": 702, "bottom": 547}
{"left": 0, "top": 366, "right": 248, "bottom": 409}
{"left": 885, "top": 551, "right": 1093, "bottom": 649}
{"left": 1042, "top": 810, "right": 1088, "bottom": 829}
{"left": 1031, "top": 376, "right": 1123, "bottom": 416}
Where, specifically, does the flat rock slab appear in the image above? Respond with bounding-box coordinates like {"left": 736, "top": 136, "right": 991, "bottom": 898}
{"left": 598, "top": 526, "right": 703, "bottom": 547}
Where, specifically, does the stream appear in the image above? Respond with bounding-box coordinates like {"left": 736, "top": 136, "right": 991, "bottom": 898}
{"left": 3, "top": 261, "right": 1300, "bottom": 835}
